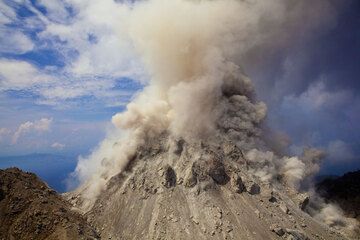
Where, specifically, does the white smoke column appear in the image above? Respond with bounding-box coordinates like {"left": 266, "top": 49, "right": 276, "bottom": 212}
{"left": 75, "top": 0, "right": 271, "bottom": 203}
{"left": 121, "top": 0, "right": 260, "bottom": 140}
{"left": 306, "top": 191, "right": 359, "bottom": 235}
{"left": 72, "top": 0, "right": 347, "bottom": 218}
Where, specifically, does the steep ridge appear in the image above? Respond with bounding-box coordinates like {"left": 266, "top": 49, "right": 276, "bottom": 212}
{"left": 0, "top": 168, "right": 99, "bottom": 240}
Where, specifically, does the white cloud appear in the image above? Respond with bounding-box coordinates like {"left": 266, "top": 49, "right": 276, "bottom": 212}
{"left": 284, "top": 80, "right": 353, "bottom": 111}
{"left": 0, "top": 1, "right": 17, "bottom": 24}
{"left": 0, "top": 28, "right": 34, "bottom": 54}
{"left": 51, "top": 142, "right": 65, "bottom": 150}
{"left": 38, "top": 0, "right": 145, "bottom": 80}
{"left": 0, "top": 59, "right": 53, "bottom": 89}
{"left": 12, "top": 118, "right": 53, "bottom": 144}
{"left": 0, "top": 0, "right": 143, "bottom": 107}
{"left": 37, "top": 0, "right": 70, "bottom": 23}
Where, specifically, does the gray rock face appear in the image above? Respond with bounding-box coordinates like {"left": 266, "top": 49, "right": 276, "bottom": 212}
{"left": 69, "top": 137, "right": 351, "bottom": 240}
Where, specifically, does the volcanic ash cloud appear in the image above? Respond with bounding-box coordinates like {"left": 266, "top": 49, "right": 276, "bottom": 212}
{"left": 71, "top": 0, "right": 357, "bottom": 233}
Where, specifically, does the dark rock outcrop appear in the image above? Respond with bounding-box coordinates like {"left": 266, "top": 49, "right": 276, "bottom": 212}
{"left": 317, "top": 170, "right": 360, "bottom": 220}
{"left": 0, "top": 168, "right": 99, "bottom": 240}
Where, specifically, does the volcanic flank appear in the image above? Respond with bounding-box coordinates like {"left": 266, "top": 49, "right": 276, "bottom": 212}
{"left": 64, "top": 0, "right": 359, "bottom": 239}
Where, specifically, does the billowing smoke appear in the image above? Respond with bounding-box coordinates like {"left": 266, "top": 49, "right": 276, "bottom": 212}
{"left": 70, "top": 0, "right": 356, "bottom": 232}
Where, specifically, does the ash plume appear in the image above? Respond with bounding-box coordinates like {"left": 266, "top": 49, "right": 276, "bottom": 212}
{"left": 70, "top": 0, "right": 357, "bottom": 234}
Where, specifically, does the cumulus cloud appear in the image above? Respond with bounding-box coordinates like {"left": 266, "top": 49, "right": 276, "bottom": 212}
{"left": 12, "top": 118, "right": 52, "bottom": 144}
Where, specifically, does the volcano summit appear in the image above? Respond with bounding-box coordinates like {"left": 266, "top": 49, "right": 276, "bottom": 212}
{"left": 1, "top": 0, "right": 359, "bottom": 239}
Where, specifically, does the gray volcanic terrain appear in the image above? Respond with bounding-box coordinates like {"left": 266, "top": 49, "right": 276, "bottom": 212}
{"left": 68, "top": 135, "right": 358, "bottom": 240}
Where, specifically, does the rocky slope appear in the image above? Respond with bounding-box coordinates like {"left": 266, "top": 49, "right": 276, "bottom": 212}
{"left": 0, "top": 168, "right": 99, "bottom": 240}
{"left": 317, "top": 170, "right": 360, "bottom": 221}
{"left": 69, "top": 136, "right": 357, "bottom": 240}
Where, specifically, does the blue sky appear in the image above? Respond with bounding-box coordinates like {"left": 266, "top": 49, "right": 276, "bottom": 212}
{"left": 0, "top": 0, "right": 144, "bottom": 156}
{"left": 0, "top": 0, "right": 359, "bottom": 175}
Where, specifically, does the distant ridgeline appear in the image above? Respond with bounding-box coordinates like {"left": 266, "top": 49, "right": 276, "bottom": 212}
{"left": 317, "top": 170, "right": 360, "bottom": 220}
{"left": 0, "top": 154, "right": 77, "bottom": 192}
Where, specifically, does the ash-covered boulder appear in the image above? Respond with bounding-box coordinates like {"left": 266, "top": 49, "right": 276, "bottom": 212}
{"left": 207, "top": 159, "right": 229, "bottom": 185}
{"left": 279, "top": 202, "right": 290, "bottom": 214}
{"left": 173, "top": 139, "right": 185, "bottom": 155}
{"left": 239, "top": 175, "right": 260, "bottom": 195}
{"left": 285, "top": 228, "right": 309, "bottom": 240}
{"left": 260, "top": 185, "right": 278, "bottom": 202}
{"left": 222, "top": 141, "right": 244, "bottom": 163}
{"left": 184, "top": 164, "right": 197, "bottom": 188}
{"left": 191, "top": 153, "right": 230, "bottom": 185}
{"left": 161, "top": 165, "right": 177, "bottom": 188}
{"left": 296, "top": 193, "right": 310, "bottom": 210}
{"left": 230, "top": 173, "right": 246, "bottom": 193}
{"left": 247, "top": 182, "right": 261, "bottom": 195}
{"left": 270, "top": 224, "right": 285, "bottom": 236}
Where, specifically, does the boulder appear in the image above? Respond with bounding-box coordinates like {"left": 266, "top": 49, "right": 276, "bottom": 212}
{"left": 184, "top": 166, "right": 197, "bottom": 188}
{"left": 285, "top": 229, "right": 309, "bottom": 240}
{"left": 296, "top": 193, "right": 310, "bottom": 210}
{"left": 247, "top": 182, "right": 260, "bottom": 195}
{"left": 270, "top": 224, "right": 285, "bottom": 236}
{"left": 193, "top": 155, "right": 230, "bottom": 185}
{"left": 279, "top": 202, "right": 289, "bottom": 214}
{"left": 230, "top": 174, "right": 246, "bottom": 193}
{"left": 162, "top": 165, "right": 176, "bottom": 188}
